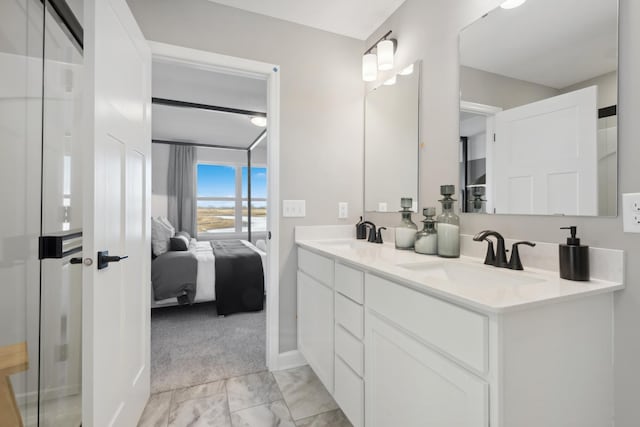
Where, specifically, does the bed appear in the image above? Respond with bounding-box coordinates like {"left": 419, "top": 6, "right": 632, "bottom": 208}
{"left": 151, "top": 238, "right": 267, "bottom": 311}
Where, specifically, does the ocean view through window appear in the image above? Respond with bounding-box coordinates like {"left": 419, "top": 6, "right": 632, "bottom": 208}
{"left": 197, "top": 163, "right": 267, "bottom": 234}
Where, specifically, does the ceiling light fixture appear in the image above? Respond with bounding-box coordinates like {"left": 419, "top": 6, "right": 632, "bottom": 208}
{"left": 362, "top": 30, "right": 397, "bottom": 82}
{"left": 398, "top": 63, "right": 414, "bottom": 76}
{"left": 250, "top": 116, "right": 267, "bottom": 127}
{"left": 500, "top": 0, "right": 527, "bottom": 9}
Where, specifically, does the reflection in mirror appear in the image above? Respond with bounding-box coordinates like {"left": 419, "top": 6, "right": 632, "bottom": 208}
{"left": 365, "top": 61, "right": 420, "bottom": 213}
{"left": 459, "top": 0, "right": 618, "bottom": 216}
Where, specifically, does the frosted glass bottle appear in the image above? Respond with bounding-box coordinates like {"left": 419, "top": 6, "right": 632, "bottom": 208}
{"left": 395, "top": 197, "right": 418, "bottom": 250}
{"left": 437, "top": 185, "right": 460, "bottom": 258}
{"left": 414, "top": 207, "right": 437, "bottom": 255}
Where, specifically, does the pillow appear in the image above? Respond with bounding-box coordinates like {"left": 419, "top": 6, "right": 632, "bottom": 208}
{"left": 152, "top": 239, "right": 169, "bottom": 256}
{"left": 176, "top": 231, "right": 191, "bottom": 240}
{"left": 170, "top": 235, "right": 189, "bottom": 251}
{"left": 157, "top": 217, "right": 175, "bottom": 237}
{"left": 151, "top": 217, "right": 174, "bottom": 256}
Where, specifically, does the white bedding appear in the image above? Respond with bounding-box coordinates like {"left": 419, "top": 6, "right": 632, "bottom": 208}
{"left": 152, "top": 239, "right": 267, "bottom": 307}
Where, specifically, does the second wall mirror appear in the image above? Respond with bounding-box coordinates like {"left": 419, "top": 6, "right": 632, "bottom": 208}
{"left": 365, "top": 61, "right": 421, "bottom": 213}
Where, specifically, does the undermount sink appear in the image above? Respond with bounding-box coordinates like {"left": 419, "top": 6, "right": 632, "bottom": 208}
{"left": 396, "top": 261, "right": 546, "bottom": 287}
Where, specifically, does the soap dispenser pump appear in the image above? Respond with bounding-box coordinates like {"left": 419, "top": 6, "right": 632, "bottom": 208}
{"left": 559, "top": 226, "right": 590, "bottom": 281}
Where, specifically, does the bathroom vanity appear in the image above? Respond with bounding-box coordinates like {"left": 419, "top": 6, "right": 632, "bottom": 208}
{"left": 295, "top": 227, "right": 623, "bottom": 427}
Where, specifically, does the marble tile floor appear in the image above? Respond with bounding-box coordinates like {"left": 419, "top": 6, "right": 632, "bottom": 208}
{"left": 138, "top": 365, "right": 352, "bottom": 427}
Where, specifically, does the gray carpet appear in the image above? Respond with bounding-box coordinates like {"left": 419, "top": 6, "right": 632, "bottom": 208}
{"left": 150, "top": 301, "right": 266, "bottom": 393}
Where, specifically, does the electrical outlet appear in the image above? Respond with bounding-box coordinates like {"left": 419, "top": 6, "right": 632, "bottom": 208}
{"left": 623, "top": 193, "right": 640, "bottom": 233}
{"left": 378, "top": 202, "right": 388, "bottom": 212}
{"left": 338, "top": 202, "right": 348, "bottom": 219}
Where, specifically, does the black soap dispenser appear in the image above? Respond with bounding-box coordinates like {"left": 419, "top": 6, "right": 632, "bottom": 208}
{"left": 559, "top": 226, "right": 590, "bottom": 281}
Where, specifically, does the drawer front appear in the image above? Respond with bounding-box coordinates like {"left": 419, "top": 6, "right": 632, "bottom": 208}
{"left": 366, "top": 273, "right": 488, "bottom": 373}
{"left": 335, "top": 293, "right": 364, "bottom": 340}
{"left": 298, "top": 247, "right": 334, "bottom": 287}
{"left": 335, "top": 356, "right": 364, "bottom": 427}
{"left": 335, "top": 324, "right": 364, "bottom": 377}
{"left": 335, "top": 263, "right": 364, "bottom": 304}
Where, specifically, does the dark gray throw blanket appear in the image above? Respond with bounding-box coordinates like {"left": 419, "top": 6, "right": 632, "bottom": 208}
{"left": 152, "top": 251, "right": 197, "bottom": 304}
{"left": 212, "top": 240, "right": 264, "bottom": 315}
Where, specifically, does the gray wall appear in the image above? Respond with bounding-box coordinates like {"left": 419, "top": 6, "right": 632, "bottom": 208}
{"left": 128, "top": 0, "right": 365, "bottom": 352}
{"left": 461, "top": 66, "right": 560, "bottom": 110}
{"left": 366, "top": 0, "right": 639, "bottom": 425}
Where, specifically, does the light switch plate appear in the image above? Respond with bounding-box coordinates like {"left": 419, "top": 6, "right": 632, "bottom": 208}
{"left": 623, "top": 193, "right": 640, "bottom": 233}
{"left": 338, "top": 202, "right": 348, "bottom": 219}
{"left": 283, "top": 200, "right": 306, "bottom": 217}
{"left": 378, "top": 202, "right": 388, "bottom": 212}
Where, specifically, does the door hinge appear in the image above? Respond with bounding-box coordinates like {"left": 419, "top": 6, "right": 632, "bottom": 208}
{"left": 493, "top": 133, "right": 496, "bottom": 142}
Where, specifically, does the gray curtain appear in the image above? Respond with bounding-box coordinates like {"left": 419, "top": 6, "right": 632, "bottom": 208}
{"left": 167, "top": 145, "right": 196, "bottom": 236}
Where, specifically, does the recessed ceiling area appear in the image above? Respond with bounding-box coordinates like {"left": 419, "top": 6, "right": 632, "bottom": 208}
{"left": 152, "top": 60, "right": 267, "bottom": 150}
{"left": 460, "top": 0, "right": 617, "bottom": 89}
{"left": 206, "top": 0, "right": 407, "bottom": 40}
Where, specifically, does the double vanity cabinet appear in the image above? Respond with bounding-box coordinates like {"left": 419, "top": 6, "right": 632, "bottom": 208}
{"left": 296, "top": 235, "right": 623, "bottom": 427}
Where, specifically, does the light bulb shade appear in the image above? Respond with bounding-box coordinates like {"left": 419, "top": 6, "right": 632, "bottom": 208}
{"left": 377, "top": 39, "right": 394, "bottom": 71}
{"left": 250, "top": 116, "right": 267, "bottom": 127}
{"left": 500, "top": 0, "right": 526, "bottom": 9}
{"left": 383, "top": 75, "right": 397, "bottom": 86}
{"left": 362, "top": 53, "right": 378, "bottom": 82}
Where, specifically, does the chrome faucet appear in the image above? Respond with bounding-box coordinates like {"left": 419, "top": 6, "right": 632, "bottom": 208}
{"left": 473, "top": 230, "right": 508, "bottom": 268}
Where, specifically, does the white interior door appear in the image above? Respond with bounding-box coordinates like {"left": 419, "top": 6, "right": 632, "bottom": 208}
{"left": 493, "top": 86, "right": 598, "bottom": 215}
{"left": 83, "top": 0, "right": 151, "bottom": 425}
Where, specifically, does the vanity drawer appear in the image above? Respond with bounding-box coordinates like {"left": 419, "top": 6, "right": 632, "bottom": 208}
{"left": 334, "top": 355, "right": 364, "bottom": 427}
{"left": 335, "top": 263, "right": 364, "bottom": 304}
{"left": 335, "top": 324, "right": 364, "bottom": 377}
{"left": 298, "top": 248, "right": 333, "bottom": 288}
{"left": 366, "top": 273, "right": 488, "bottom": 373}
{"left": 335, "top": 293, "right": 364, "bottom": 339}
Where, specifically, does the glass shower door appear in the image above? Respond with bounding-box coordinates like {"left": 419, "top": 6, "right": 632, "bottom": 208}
{"left": 38, "top": 2, "right": 84, "bottom": 426}
{"left": 0, "top": 0, "right": 44, "bottom": 426}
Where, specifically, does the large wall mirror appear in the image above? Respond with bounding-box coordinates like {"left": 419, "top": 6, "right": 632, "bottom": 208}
{"left": 365, "top": 61, "right": 420, "bottom": 213}
{"left": 459, "top": 0, "right": 618, "bottom": 217}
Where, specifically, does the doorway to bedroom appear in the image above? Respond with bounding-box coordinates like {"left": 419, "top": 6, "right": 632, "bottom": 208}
{"left": 147, "top": 44, "right": 279, "bottom": 394}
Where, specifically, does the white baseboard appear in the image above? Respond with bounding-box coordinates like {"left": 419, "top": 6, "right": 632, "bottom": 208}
{"left": 274, "top": 350, "right": 307, "bottom": 371}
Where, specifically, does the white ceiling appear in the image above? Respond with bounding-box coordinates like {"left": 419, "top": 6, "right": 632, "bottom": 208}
{"left": 152, "top": 60, "right": 267, "bottom": 150}
{"left": 206, "top": 0, "right": 406, "bottom": 40}
{"left": 460, "top": 0, "right": 617, "bottom": 89}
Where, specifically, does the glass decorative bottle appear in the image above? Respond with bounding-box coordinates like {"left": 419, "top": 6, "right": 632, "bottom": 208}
{"left": 414, "top": 207, "right": 438, "bottom": 255}
{"left": 395, "top": 197, "right": 418, "bottom": 250}
{"left": 437, "top": 185, "right": 460, "bottom": 258}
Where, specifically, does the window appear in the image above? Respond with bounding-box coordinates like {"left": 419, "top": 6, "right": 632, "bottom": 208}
{"left": 197, "top": 163, "right": 267, "bottom": 234}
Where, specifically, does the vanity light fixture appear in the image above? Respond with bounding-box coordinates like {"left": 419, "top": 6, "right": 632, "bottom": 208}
{"left": 250, "top": 116, "right": 267, "bottom": 127}
{"left": 500, "top": 0, "right": 527, "bottom": 9}
{"left": 377, "top": 39, "right": 395, "bottom": 71}
{"left": 398, "top": 63, "right": 414, "bottom": 76}
{"left": 362, "top": 30, "right": 397, "bottom": 82}
{"left": 362, "top": 53, "right": 378, "bottom": 82}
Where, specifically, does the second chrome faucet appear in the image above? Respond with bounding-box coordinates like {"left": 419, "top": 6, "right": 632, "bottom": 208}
{"left": 473, "top": 230, "right": 535, "bottom": 270}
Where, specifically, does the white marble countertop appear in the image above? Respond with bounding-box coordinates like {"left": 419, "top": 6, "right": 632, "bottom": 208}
{"left": 296, "top": 237, "right": 624, "bottom": 315}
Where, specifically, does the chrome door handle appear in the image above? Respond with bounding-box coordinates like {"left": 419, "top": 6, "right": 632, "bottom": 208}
{"left": 97, "top": 251, "right": 129, "bottom": 270}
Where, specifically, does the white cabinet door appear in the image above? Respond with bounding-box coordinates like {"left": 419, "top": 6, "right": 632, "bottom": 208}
{"left": 365, "top": 313, "right": 488, "bottom": 427}
{"left": 298, "top": 271, "right": 334, "bottom": 392}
